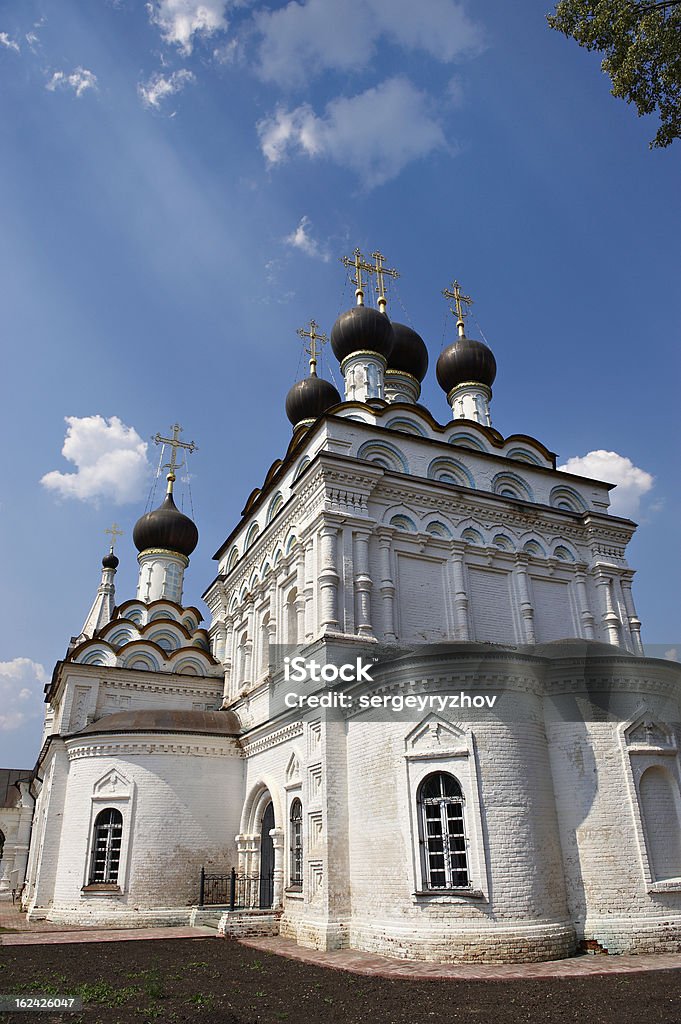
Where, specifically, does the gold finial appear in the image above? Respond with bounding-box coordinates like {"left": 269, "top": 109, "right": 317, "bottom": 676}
{"left": 443, "top": 280, "right": 474, "bottom": 338}
{"left": 370, "top": 251, "right": 399, "bottom": 314}
{"left": 105, "top": 522, "right": 123, "bottom": 551}
{"left": 152, "top": 423, "right": 198, "bottom": 495}
{"left": 340, "top": 247, "right": 374, "bottom": 307}
{"left": 296, "top": 319, "right": 328, "bottom": 376}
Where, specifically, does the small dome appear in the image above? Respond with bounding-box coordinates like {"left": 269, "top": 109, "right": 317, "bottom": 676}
{"left": 285, "top": 374, "right": 341, "bottom": 427}
{"left": 75, "top": 708, "right": 240, "bottom": 736}
{"left": 133, "top": 492, "right": 198, "bottom": 558}
{"left": 330, "top": 305, "right": 394, "bottom": 364}
{"left": 102, "top": 550, "right": 119, "bottom": 570}
{"left": 387, "top": 323, "right": 429, "bottom": 382}
{"left": 436, "top": 335, "right": 497, "bottom": 395}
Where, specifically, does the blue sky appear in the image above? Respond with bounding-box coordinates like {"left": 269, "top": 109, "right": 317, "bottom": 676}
{"left": 1, "top": 0, "right": 679, "bottom": 767}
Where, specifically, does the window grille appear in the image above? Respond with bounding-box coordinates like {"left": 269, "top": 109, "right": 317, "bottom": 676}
{"left": 289, "top": 798, "right": 303, "bottom": 888}
{"left": 418, "top": 772, "right": 469, "bottom": 889}
{"left": 89, "top": 808, "right": 123, "bottom": 884}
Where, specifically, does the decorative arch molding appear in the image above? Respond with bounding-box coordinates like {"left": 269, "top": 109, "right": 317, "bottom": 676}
{"left": 506, "top": 446, "right": 543, "bottom": 465}
{"left": 226, "top": 546, "right": 240, "bottom": 573}
{"left": 553, "top": 544, "right": 577, "bottom": 562}
{"left": 71, "top": 641, "right": 116, "bottom": 668}
{"left": 239, "top": 778, "right": 284, "bottom": 835}
{"left": 292, "top": 456, "right": 311, "bottom": 482}
{"left": 522, "top": 538, "right": 547, "bottom": 558}
{"left": 461, "top": 526, "right": 485, "bottom": 547}
{"left": 245, "top": 522, "right": 260, "bottom": 551}
{"left": 446, "top": 429, "right": 488, "bottom": 452}
{"left": 550, "top": 485, "right": 588, "bottom": 513}
{"left": 427, "top": 456, "right": 475, "bottom": 489}
{"left": 390, "top": 514, "right": 418, "bottom": 533}
{"left": 357, "top": 439, "right": 409, "bottom": 474}
{"left": 385, "top": 416, "right": 428, "bottom": 437}
{"left": 266, "top": 492, "right": 285, "bottom": 524}
{"left": 492, "top": 533, "right": 515, "bottom": 552}
{"left": 492, "top": 471, "right": 534, "bottom": 502}
{"left": 424, "top": 519, "right": 453, "bottom": 538}
{"left": 284, "top": 533, "right": 297, "bottom": 555}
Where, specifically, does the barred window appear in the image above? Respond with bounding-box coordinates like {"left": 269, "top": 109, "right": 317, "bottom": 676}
{"left": 289, "top": 798, "right": 303, "bottom": 889}
{"left": 89, "top": 808, "right": 123, "bottom": 884}
{"left": 418, "top": 772, "right": 469, "bottom": 889}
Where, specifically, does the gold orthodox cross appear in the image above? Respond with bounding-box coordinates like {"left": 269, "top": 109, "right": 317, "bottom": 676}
{"left": 443, "top": 280, "right": 473, "bottom": 337}
{"left": 105, "top": 522, "right": 123, "bottom": 550}
{"left": 370, "top": 251, "right": 399, "bottom": 314}
{"left": 153, "top": 423, "right": 198, "bottom": 490}
{"left": 341, "top": 248, "right": 375, "bottom": 306}
{"left": 296, "top": 320, "right": 327, "bottom": 375}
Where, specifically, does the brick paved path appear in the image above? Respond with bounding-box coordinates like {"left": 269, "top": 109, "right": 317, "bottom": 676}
{"left": 238, "top": 935, "right": 681, "bottom": 980}
{"left": 0, "top": 899, "right": 213, "bottom": 945}
{"left": 5, "top": 900, "right": 681, "bottom": 982}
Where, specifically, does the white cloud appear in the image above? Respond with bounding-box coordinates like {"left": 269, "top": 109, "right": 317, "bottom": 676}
{"left": 138, "top": 68, "right": 195, "bottom": 109}
{"left": 258, "top": 76, "right": 447, "bottom": 186}
{"left": 0, "top": 32, "right": 20, "bottom": 53}
{"left": 284, "top": 215, "right": 330, "bottom": 262}
{"left": 46, "top": 67, "right": 97, "bottom": 97}
{"left": 41, "top": 415, "right": 151, "bottom": 505}
{"left": 255, "top": 0, "right": 482, "bottom": 85}
{"left": 147, "top": 0, "right": 231, "bottom": 54}
{"left": 0, "top": 658, "right": 47, "bottom": 732}
{"left": 558, "top": 450, "right": 654, "bottom": 519}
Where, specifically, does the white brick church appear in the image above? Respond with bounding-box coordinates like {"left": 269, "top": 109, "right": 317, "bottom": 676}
{"left": 19, "top": 258, "right": 681, "bottom": 962}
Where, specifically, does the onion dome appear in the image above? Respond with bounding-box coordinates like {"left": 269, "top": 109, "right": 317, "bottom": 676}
{"left": 436, "top": 334, "right": 497, "bottom": 395}
{"left": 285, "top": 374, "right": 341, "bottom": 427}
{"left": 330, "top": 305, "right": 394, "bottom": 364}
{"left": 102, "top": 549, "right": 119, "bottom": 570}
{"left": 387, "top": 323, "right": 429, "bottom": 382}
{"left": 133, "top": 488, "right": 198, "bottom": 558}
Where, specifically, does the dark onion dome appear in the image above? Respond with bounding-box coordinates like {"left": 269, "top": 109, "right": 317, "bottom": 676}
{"left": 102, "top": 550, "right": 119, "bottom": 570}
{"left": 436, "top": 334, "right": 497, "bottom": 394}
{"left": 133, "top": 491, "right": 198, "bottom": 558}
{"left": 330, "top": 304, "right": 395, "bottom": 364}
{"left": 387, "top": 322, "right": 429, "bottom": 382}
{"left": 75, "top": 708, "right": 240, "bottom": 736}
{"left": 285, "top": 374, "right": 341, "bottom": 426}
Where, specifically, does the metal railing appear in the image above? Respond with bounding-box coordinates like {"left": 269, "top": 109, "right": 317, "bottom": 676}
{"left": 198, "top": 866, "right": 274, "bottom": 910}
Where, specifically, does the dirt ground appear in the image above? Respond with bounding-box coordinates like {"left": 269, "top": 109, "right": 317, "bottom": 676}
{"left": 2, "top": 937, "right": 681, "bottom": 1024}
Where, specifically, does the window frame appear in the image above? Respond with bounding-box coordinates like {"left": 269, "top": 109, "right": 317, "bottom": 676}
{"left": 288, "top": 797, "right": 303, "bottom": 891}
{"left": 404, "top": 721, "right": 489, "bottom": 903}
{"left": 88, "top": 807, "right": 123, "bottom": 886}
{"left": 417, "top": 772, "right": 470, "bottom": 891}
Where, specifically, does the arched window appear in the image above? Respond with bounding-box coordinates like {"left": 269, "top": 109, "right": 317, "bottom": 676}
{"left": 418, "top": 773, "right": 469, "bottom": 890}
{"left": 289, "top": 798, "right": 303, "bottom": 889}
{"left": 88, "top": 808, "right": 123, "bottom": 885}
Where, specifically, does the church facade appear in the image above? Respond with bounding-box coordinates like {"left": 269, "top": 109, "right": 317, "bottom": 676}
{"left": 20, "top": 260, "right": 681, "bottom": 962}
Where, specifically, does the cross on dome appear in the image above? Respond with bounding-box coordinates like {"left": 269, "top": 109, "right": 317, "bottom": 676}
{"left": 443, "top": 280, "right": 474, "bottom": 338}
{"left": 296, "top": 319, "right": 328, "bottom": 376}
{"left": 152, "top": 423, "right": 198, "bottom": 494}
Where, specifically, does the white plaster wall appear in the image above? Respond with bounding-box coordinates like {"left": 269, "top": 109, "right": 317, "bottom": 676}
{"left": 46, "top": 735, "right": 243, "bottom": 925}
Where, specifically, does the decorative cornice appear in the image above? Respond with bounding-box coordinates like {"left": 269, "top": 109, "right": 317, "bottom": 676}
{"left": 66, "top": 739, "right": 239, "bottom": 760}
{"left": 239, "top": 720, "right": 304, "bottom": 757}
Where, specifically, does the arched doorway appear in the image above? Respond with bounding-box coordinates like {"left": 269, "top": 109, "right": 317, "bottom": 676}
{"left": 259, "top": 801, "right": 274, "bottom": 908}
